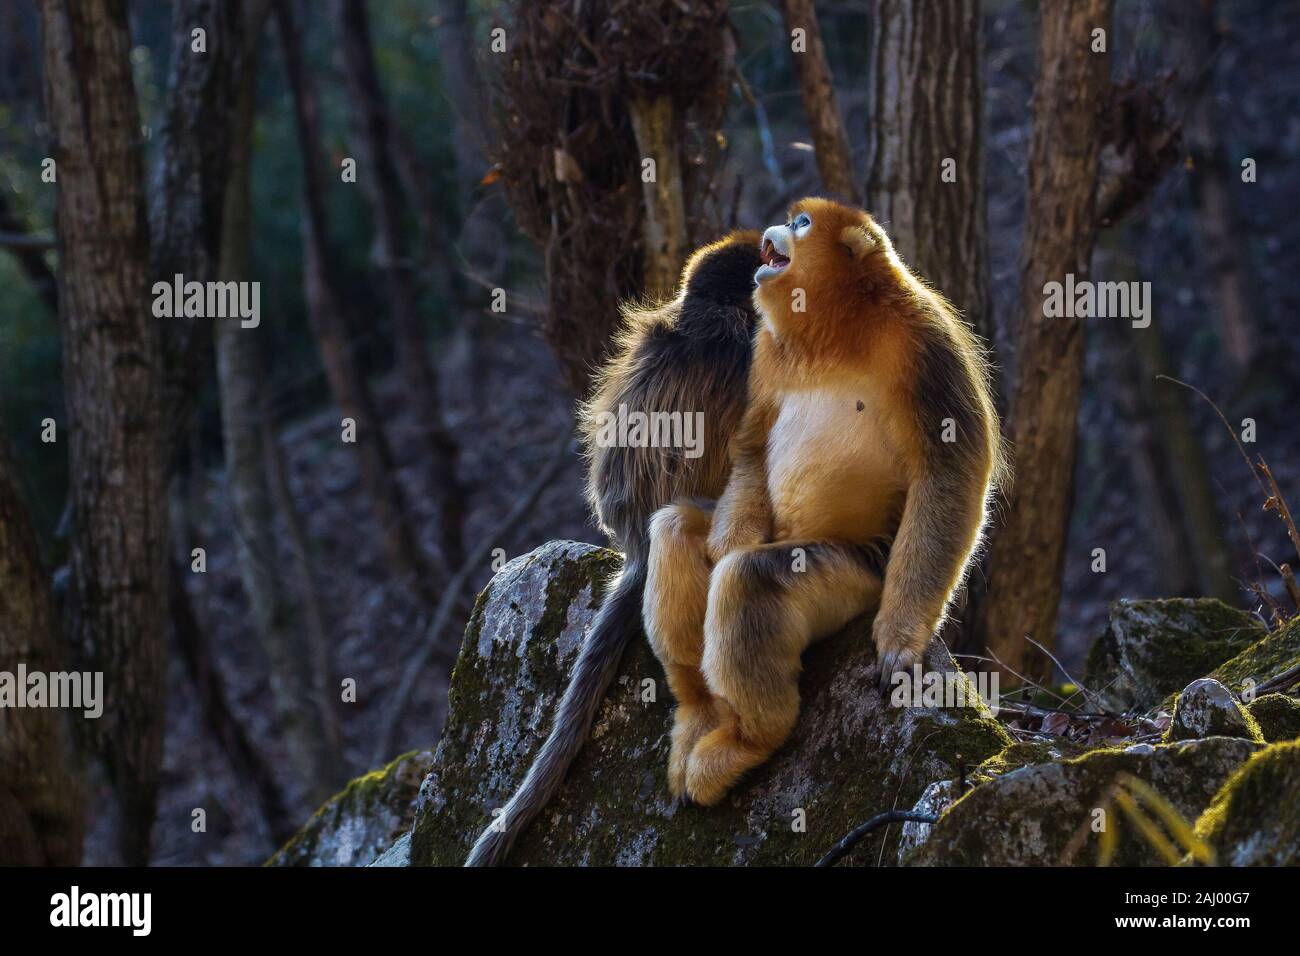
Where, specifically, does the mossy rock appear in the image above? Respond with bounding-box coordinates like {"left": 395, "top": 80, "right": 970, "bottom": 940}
{"left": 267, "top": 748, "right": 434, "bottom": 867}
{"left": 972, "top": 739, "right": 1093, "bottom": 779}
{"left": 1084, "top": 599, "right": 1263, "bottom": 713}
{"left": 1246, "top": 693, "right": 1300, "bottom": 743}
{"left": 1194, "top": 740, "right": 1300, "bottom": 865}
{"left": 902, "top": 737, "right": 1261, "bottom": 867}
{"left": 1201, "top": 616, "right": 1300, "bottom": 694}
{"left": 1157, "top": 616, "right": 1300, "bottom": 713}
{"left": 1163, "top": 678, "right": 1263, "bottom": 743}
{"left": 408, "top": 540, "right": 1010, "bottom": 866}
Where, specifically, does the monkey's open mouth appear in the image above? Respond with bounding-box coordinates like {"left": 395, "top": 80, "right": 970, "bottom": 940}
{"left": 761, "top": 239, "right": 791, "bottom": 272}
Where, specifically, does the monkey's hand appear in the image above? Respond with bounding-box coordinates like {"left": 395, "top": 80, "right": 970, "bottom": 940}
{"left": 871, "top": 613, "right": 932, "bottom": 693}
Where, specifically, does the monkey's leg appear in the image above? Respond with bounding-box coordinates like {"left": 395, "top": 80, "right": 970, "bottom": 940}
{"left": 688, "top": 540, "right": 884, "bottom": 805}
{"left": 644, "top": 500, "right": 722, "bottom": 797}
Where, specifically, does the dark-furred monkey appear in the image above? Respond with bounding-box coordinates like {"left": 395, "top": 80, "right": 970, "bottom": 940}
{"left": 645, "top": 198, "right": 1005, "bottom": 806}
{"left": 465, "top": 232, "right": 764, "bottom": 865}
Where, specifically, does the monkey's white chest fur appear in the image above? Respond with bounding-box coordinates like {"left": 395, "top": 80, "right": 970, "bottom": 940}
{"left": 766, "top": 387, "right": 906, "bottom": 542}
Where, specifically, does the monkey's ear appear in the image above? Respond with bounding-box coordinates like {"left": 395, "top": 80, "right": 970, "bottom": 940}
{"left": 839, "top": 225, "right": 878, "bottom": 260}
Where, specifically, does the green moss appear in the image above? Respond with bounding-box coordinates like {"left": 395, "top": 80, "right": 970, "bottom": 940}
{"left": 410, "top": 544, "right": 625, "bottom": 867}
{"left": 1086, "top": 599, "right": 1265, "bottom": 712}
{"left": 1194, "top": 739, "right": 1300, "bottom": 865}
{"left": 411, "top": 545, "right": 1015, "bottom": 866}
{"left": 536, "top": 548, "right": 621, "bottom": 646}
{"left": 905, "top": 738, "right": 1261, "bottom": 866}
{"left": 1207, "top": 617, "right": 1300, "bottom": 691}
{"left": 267, "top": 748, "right": 433, "bottom": 866}
{"left": 1159, "top": 617, "right": 1300, "bottom": 712}
{"left": 974, "top": 738, "right": 1091, "bottom": 780}
{"left": 1245, "top": 693, "right": 1300, "bottom": 743}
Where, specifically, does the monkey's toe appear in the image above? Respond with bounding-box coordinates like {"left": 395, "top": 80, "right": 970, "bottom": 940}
{"left": 667, "top": 755, "right": 688, "bottom": 799}
{"left": 876, "top": 647, "right": 917, "bottom": 693}
{"left": 668, "top": 793, "right": 695, "bottom": 814}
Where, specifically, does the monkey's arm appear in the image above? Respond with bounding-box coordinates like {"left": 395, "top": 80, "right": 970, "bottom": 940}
{"left": 872, "top": 465, "right": 988, "bottom": 668}
{"left": 872, "top": 331, "right": 997, "bottom": 681}
{"left": 707, "top": 396, "right": 776, "bottom": 562}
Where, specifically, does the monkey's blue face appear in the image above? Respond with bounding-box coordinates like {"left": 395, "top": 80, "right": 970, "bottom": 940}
{"left": 756, "top": 211, "right": 813, "bottom": 284}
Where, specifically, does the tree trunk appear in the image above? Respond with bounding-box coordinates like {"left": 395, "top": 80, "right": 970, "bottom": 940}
{"left": 38, "top": 0, "right": 168, "bottom": 865}
{"left": 216, "top": 0, "right": 343, "bottom": 809}
{"left": 1099, "top": 305, "right": 1201, "bottom": 596}
{"left": 149, "top": 0, "right": 242, "bottom": 452}
{"left": 782, "top": 0, "right": 859, "bottom": 203}
{"left": 865, "top": 0, "right": 990, "bottom": 339}
{"left": 333, "top": 0, "right": 467, "bottom": 575}
{"left": 1125, "top": 279, "right": 1238, "bottom": 604}
{"left": 628, "top": 96, "right": 690, "bottom": 298}
{"left": 1178, "top": 0, "right": 1258, "bottom": 378}
{"left": 0, "top": 426, "right": 84, "bottom": 865}
{"left": 977, "top": 0, "right": 1113, "bottom": 682}
{"left": 432, "top": 0, "right": 504, "bottom": 399}
{"left": 274, "top": 0, "right": 432, "bottom": 594}
{"left": 435, "top": 0, "right": 491, "bottom": 197}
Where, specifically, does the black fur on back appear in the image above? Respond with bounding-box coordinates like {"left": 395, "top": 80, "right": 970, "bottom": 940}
{"left": 466, "top": 232, "right": 764, "bottom": 865}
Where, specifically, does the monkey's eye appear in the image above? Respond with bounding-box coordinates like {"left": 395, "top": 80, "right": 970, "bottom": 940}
{"left": 792, "top": 213, "right": 813, "bottom": 237}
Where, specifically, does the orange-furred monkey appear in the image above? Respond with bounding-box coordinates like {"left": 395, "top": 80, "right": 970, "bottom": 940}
{"left": 644, "top": 198, "right": 1005, "bottom": 806}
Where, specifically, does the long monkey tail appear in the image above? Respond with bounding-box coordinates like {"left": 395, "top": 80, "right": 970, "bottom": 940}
{"left": 464, "top": 556, "right": 645, "bottom": 866}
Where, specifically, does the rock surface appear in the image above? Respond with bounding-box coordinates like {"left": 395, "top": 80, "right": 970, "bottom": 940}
{"left": 1084, "top": 599, "right": 1264, "bottom": 713}
{"left": 1164, "top": 678, "right": 1262, "bottom": 742}
{"left": 271, "top": 543, "right": 1300, "bottom": 867}
{"left": 267, "top": 749, "right": 432, "bottom": 867}
{"left": 1198, "top": 616, "right": 1300, "bottom": 701}
{"left": 1194, "top": 740, "right": 1300, "bottom": 866}
{"left": 406, "top": 540, "right": 1010, "bottom": 866}
{"left": 903, "top": 738, "right": 1261, "bottom": 866}
{"left": 1246, "top": 693, "right": 1300, "bottom": 742}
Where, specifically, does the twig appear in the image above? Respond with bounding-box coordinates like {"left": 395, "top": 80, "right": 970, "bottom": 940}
{"left": 369, "top": 431, "right": 575, "bottom": 765}
{"left": 814, "top": 811, "right": 938, "bottom": 868}
{"left": 1233, "top": 507, "right": 1283, "bottom": 625}
{"left": 1257, "top": 458, "right": 1300, "bottom": 565}
{"left": 995, "top": 701, "right": 1115, "bottom": 721}
{"left": 970, "top": 648, "right": 1073, "bottom": 708}
{"left": 1254, "top": 662, "right": 1300, "bottom": 697}
{"left": 1023, "top": 635, "right": 1101, "bottom": 710}
{"left": 732, "top": 64, "right": 783, "bottom": 190}
{"left": 1280, "top": 565, "right": 1300, "bottom": 612}
{"left": 1155, "top": 375, "right": 1268, "bottom": 499}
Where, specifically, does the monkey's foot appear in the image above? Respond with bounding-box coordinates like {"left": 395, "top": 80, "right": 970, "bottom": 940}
{"left": 684, "top": 725, "right": 767, "bottom": 806}
{"left": 872, "top": 619, "right": 928, "bottom": 693}
{"left": 667, "top": 702, "right": 720, "bottom": 797}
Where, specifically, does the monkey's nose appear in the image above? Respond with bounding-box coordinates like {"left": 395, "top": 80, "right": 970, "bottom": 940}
{"left": 761, "top": 225, "right": 792, "bottom": 258}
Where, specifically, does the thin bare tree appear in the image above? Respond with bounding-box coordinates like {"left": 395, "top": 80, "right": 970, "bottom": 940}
{"left": 782, "top": 0, "right": 859, "bottom": 203}
{"left": 332, "top": 0, "right": 467, "bottom": 575}
{"left": 216, "top": 0, "right": 343, "bottom": 809}
{"left": 274, "top": 0, "right": 433, "bottom": 593}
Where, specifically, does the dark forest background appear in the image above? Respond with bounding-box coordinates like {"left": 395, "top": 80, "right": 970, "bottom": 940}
{"left": 1, "top": 0, "right": 1298, "bottom": 866}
